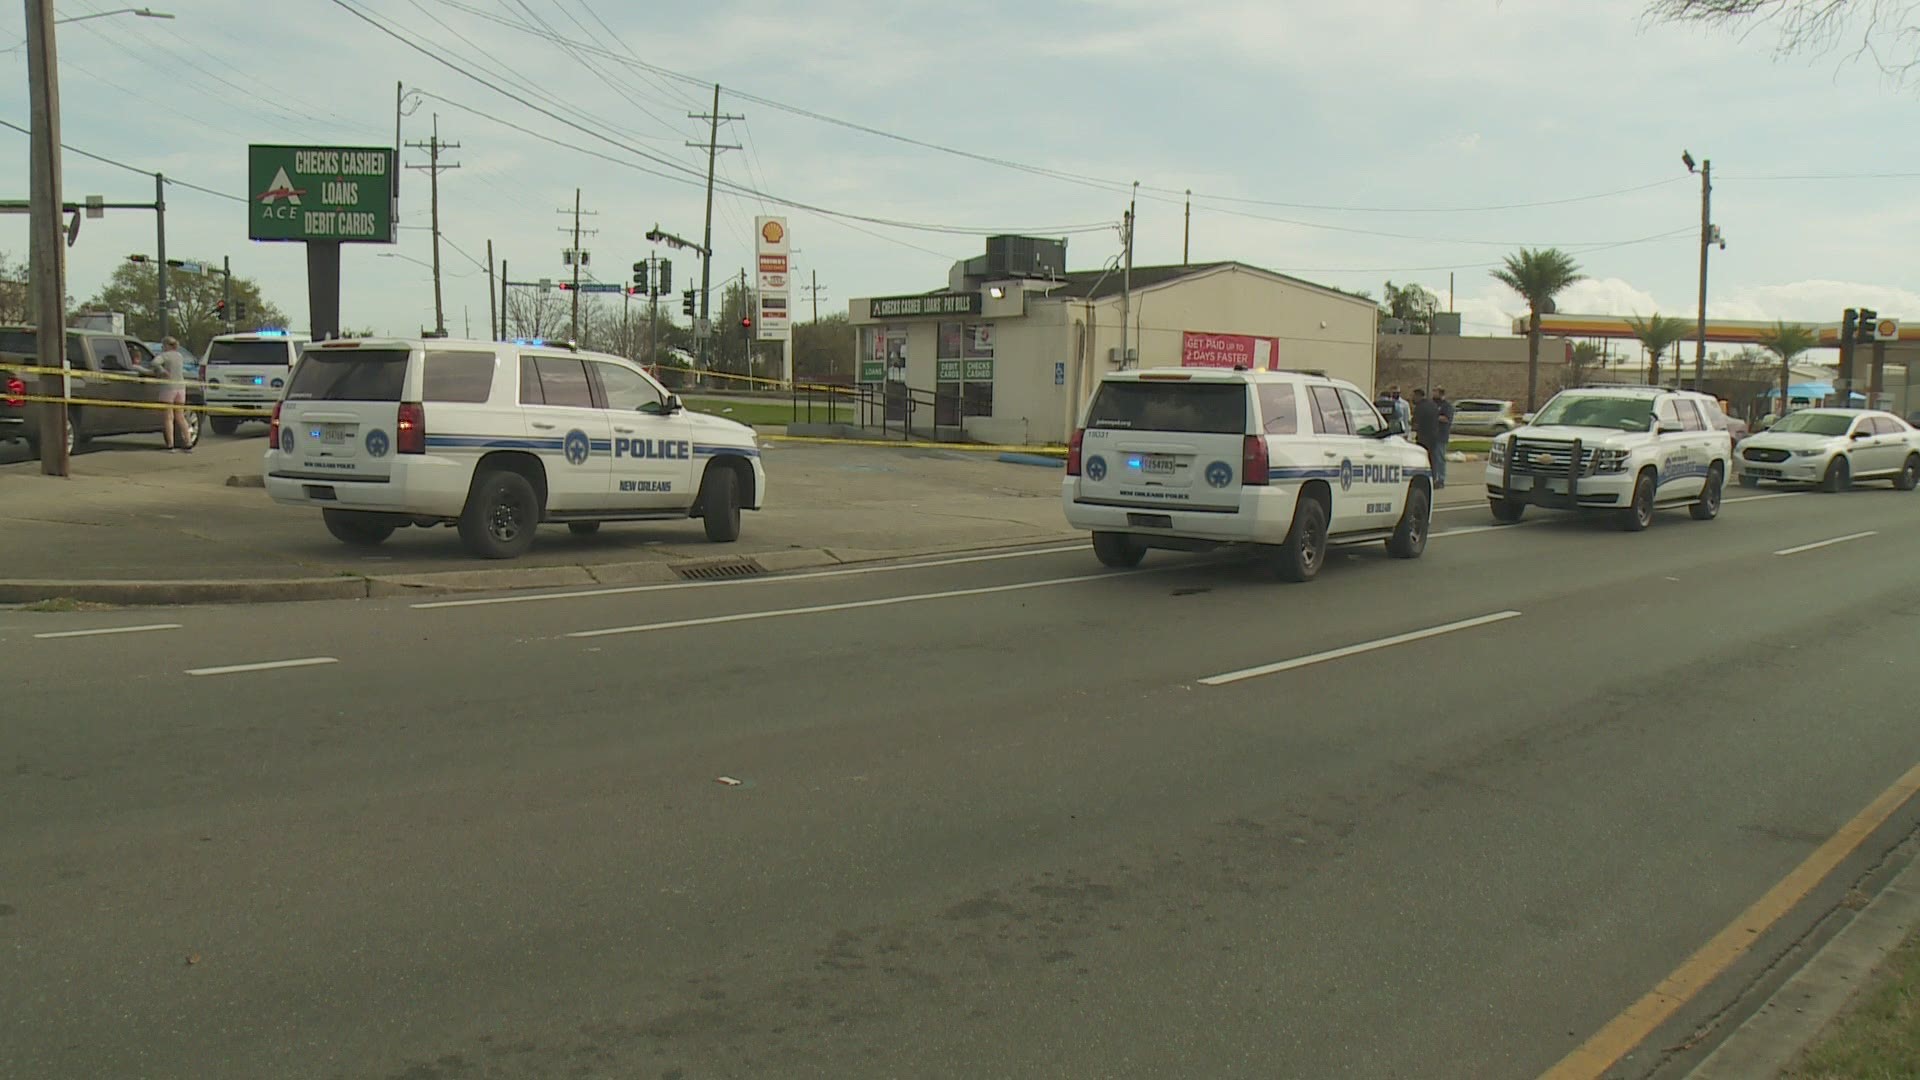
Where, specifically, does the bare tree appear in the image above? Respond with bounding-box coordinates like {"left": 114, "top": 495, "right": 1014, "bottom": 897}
{"left": 505, "top": 287, "right": 568, "bottom": 340}
{"left": 0, "top": 251, "right": 30, "bottom": 325}
{"left": 1648, "top": 1, "right": 1920, "bottom": 73}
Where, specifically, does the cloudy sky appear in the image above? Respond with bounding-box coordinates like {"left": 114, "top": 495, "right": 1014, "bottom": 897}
{"left": 4, "top": 0, "right": 1919, "bottom": 352}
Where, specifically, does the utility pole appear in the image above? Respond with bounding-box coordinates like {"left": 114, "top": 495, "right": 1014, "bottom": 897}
{"left": 803, "top": 269, "right": 826, "bottom": 323}
{"left": 485, "top": 238, "right": 496, "bottom": 341}
{"left": 26, "top": 0, "right": 68, "bottom": 474}
{"left": 1120, "top": 182, "right": 1136, "bottom": 370}
{"left": 222, "top": 255, "right": 233, "bottom": 332}
{"left": 1182, "top": 189, "right": 1190, "bottom": 266}
{"left": 404, "top": 114, "right": 459, "bottom": 337}
{"left": 498, "top": 258, "right": 508, "bottom": 339}
{"left": 688, "top": 84, "right": 743, "bottom": 373}
{"left": 557, "top": 188, "right": 597, "bottom": 341}
{"left": 154, "top": 172, "right": 167, "bottom": 340}
{"left": 1684, "top": 152, "right": 1714, "bottom": 386}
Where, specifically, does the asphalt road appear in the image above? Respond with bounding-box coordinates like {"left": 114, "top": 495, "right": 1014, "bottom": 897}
{"left": 5, "top": 486, "right": 1920, "bottom": 1079}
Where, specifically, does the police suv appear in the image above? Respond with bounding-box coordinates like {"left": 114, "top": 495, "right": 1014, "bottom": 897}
{"left": 204, "top": 330, "right": 309, "bottom": 434}
{"left": 1484, "top": 385, "right": 1732, "bottom": 531}
{"left": 1063, "top": 367, "right": 1434, "bottom": 582}
{"left": 263, "top": 338, "right": 764, "bottom": 558}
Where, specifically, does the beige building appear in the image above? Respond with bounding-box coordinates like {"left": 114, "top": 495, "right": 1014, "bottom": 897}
{"left": 847, "top": 244, "right": 1378, "bottom": 446}
{"left": 1374, "top": 331, "right": 1580, "bottom": 404}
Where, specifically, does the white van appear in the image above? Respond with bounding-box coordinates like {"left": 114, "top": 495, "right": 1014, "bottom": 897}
{"left": 204, "top": 330, "right": 309, "bottom": 434}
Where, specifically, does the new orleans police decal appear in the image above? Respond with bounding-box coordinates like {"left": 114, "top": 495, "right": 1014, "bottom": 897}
{"left": 1340, "top": 458, "right": 1404, "bottom": 492}
{"left": 364, "top": 429, "right": 390, "bottom": 458}
{"left": 564, "top": 428, "right": 591, "bottom": 466}
{"left": 1085, "top": 455, "right": 1108, "bottom": 482}
{"left": 1204, "top": 461, "right": 1233, "bottom": 488}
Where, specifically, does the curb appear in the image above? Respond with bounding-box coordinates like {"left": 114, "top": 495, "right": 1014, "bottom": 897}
{"left": 1687, "top": 841, "right": 1920, "bottom": 1078}
{"left": 0, "top": 537, "right": 1074, "bottom": 607}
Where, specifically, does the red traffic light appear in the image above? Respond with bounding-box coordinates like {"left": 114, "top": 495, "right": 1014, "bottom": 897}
{"left": 557, "top": 282, "right": 574, "bottom": 291}
{"left": 740, "top": 316, "right": 753, "bottom": 328}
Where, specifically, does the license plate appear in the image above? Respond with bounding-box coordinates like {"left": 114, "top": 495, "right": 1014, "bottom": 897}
{"left": 315, "top": 423, "right": 353, "bottom": 445}
{"left": 1138, "top": 454, "right": 1177, "bottom": 475}
{"left": 1749, "top": 467, "right": 1781, "bottom": 478}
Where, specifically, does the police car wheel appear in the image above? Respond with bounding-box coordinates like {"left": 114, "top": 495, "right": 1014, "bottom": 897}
{"left": 1091, "top": 531, "right": 1146, "bottom": 568}
{"left": 1489, "top": 498, "right": 1526, "bottom": 524}
{"left": 1387, "top": 484, "right": 1431, "bottom": 559}
{"left": 567, "top": 521, "right": 602, "bottom": 536}
{"left": 1689, "top": 464, "right": 1724, "bottom": 521}
{"left": 1616, "top": 470, "right": 1656, "bottom": 532}
{"left": 1821, "top": 456, "right": 1850, "bottom": 493}
{"left": 459, "top": 469, "right": 540, "bottom": 559}
{"left": 1274, "top": 497, "right": 1328, "bottom": 583}
{"left": 700, "top": 465, "right": 742, "bottom": 543}
{"left": 322, "top": 508, "right": 397, "bottom": 547}
{"left": 210, "top": 417, "right": 238, "bottom": 436}
{"left": 1897, "top": 455, "right": 1920, "bottom": 491}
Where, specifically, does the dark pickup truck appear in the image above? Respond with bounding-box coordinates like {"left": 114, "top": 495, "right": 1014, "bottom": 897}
{"left": 1, "top": 326, "right": 204, "bottom": 454}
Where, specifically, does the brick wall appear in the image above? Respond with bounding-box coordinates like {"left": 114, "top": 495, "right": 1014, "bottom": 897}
{"left": 1375, "top": 334, "right": 1576, "bottom": 404}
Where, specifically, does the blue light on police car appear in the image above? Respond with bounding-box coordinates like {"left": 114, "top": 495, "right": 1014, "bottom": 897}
{"left": 1127, "top": 456, "right": 1142, "bottom": 469}
{"left": 510, "top": 338, "right": 547, "bottom": 347}
{"left": 256, "top": 329, "right": 287, "bottom": 338}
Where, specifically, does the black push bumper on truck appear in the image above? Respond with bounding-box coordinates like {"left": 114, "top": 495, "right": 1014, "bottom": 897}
{"left": 1489, "top": 437, "right": 1618, "bottom": 509}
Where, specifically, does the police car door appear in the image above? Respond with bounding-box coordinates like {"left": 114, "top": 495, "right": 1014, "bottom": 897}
{"left": 1305, "top": 385, "right": 1382, "bottom": 529}
{"left": 523, "top": 353, "right": 613, "bottom": 511}
{"left": 588, "top": 358, "right": 693, "bottom": 510}
{"left": 1657, "top": 398, "right": 1710, "bottom": 499}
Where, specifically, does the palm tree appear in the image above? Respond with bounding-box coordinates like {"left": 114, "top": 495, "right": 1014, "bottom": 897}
{"left": 1757, "top": 321, "right": 1817, "bottom": 419}
{"left": 1491, "top": 248, "right": 1583, "bottom": 412}
{"left": 1623, "top": 313, "right": 1691, "bottom": 386}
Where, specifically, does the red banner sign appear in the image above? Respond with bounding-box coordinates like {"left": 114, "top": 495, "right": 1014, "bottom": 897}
{"left": 1180, "top": 331, "right": 1279, "bottom": 370}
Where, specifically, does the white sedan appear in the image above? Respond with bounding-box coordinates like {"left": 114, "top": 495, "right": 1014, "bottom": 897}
{"left": 1736, "top": 408, "right": 1920, "bottom": 492}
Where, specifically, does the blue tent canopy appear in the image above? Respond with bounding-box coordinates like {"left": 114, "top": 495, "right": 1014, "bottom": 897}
{"left": 1760, "top": 382, "right": 1865, "bottom": 400}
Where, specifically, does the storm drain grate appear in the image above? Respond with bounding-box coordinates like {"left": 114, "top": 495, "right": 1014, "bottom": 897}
{"left": 672, "top": 558, "right": 766, "bottom": 581}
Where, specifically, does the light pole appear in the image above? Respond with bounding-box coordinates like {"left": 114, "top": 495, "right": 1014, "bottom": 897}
{"left": 54, "top": 7, "right": 174, "bottom": 23}
{"left": 1682, "top": 150, "right": 1721, "bottom": 388}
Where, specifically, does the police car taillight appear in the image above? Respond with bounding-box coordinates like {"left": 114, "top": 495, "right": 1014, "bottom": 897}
{"left": 268, "top": 401, "right": 282, "bottom": 447}
{"left": 396, "top": 401, "right": 426, "bottom": 454}
{"left": 1066, "top": 428, "right": 1085, "bottom": 476}
{"left": 1242, "top": 434, "right": 1269, "bottom": 485}
{"left": 4, "top": 376, "right": 23, "bottom": 407}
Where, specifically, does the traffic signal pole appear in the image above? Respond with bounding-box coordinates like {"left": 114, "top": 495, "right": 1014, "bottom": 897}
{"left": 25, "top": 0, "right": 69, "bottom": 475}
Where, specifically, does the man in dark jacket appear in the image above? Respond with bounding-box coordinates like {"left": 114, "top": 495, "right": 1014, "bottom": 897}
{"left": 1432, "top": 386, "right": 1454, "bottom": 488}
{"left": 1411, "top": 388, "right": 1443, "bottom": 483}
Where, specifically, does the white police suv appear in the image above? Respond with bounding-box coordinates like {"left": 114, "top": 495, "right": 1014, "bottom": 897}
{"left": 1485, "top": 385, "right": 1732, "bottom": 531}
{"left": 1063, "top": 367, "right": 1434, "bottom": 582}
{"left": 204, "top": 330, "right": 309, "bottom": 435}
{"left": 263, "top": 338, "right": 764, "bottom": 558}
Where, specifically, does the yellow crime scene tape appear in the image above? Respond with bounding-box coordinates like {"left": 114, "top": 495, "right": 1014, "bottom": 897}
{"left": 5, "top": 361, "right": 274, "bottom": 417}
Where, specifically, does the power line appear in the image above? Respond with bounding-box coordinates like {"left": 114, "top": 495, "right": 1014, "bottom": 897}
{"left": 0, "top": 118, "right": 247, "bottom": 202}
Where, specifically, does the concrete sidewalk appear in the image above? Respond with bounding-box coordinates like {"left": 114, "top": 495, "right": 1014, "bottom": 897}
{"left": 0, "top": 431, "right": 1490, "bottom": 604}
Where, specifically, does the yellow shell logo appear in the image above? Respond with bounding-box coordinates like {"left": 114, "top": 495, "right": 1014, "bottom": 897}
{"left": 760, "top": 220, "right": 784, "bottom": 245}
{"left": 1879, "top": 319, "right": 1898, "bottom": 338}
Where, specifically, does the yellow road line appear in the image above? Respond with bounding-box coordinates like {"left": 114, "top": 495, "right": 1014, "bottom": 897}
{"left": 1539, "top": 760, "right": 1920, "bottom": 1080}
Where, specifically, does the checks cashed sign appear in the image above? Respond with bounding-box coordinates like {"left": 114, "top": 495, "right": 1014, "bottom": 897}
{"left": 248, "top": 145, "right": 395, "bottom": 243}
{"left": 1181, "top": 331, "right": 1280, "bottom": 370}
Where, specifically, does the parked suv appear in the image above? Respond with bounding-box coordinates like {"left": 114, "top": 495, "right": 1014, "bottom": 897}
{"left": 1063, "top": 367, "right": 1434, "bottom": 582}
{"left": 204, "top": 330, "right": 308, "bottom": 434}
{"left": 1484, "top": 385, "right": 1732, "bottom": 531}
{"left": 263, "top": 338, "right": 765, "bottom": 558}
{"left": 0, "top": 325, "right": 203, "bottom": 454}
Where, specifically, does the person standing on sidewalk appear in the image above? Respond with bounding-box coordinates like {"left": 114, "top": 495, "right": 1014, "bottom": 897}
{"left": 1431, "top": 386, "right": 1454, "bottom": 489}
{"left": 1386, "top": 385, "right": 1412, "bottom": 432}
{"left": 1412, "top": 388, "right": 1442, "bottom": 484}
{"left": 156, "top": 336, "right": 193, "bottom": 453}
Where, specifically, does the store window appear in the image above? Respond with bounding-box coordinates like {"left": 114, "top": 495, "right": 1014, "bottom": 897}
{"left": 962, "top": 322, "right": 994, "bottom": 417}
{"left": 936, "top": 321, "right": 963, "bottom": 426}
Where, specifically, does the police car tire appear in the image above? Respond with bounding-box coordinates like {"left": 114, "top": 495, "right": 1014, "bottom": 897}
{"left": 1387, "top": 484, "right": 1431, "bottom": 559}
{"left": 1689, "top": 463, "right": 1724, "bottom": 521}
{"left": 1274, "top": 497, "right": 1328, "bottom": 583}
{"left": 567, "top": 521, "right": 602, "bottom": 536}
{"left": 1896, "top": 455, "right": 1920, "bottom": 491}
{"left": 322, "top": 508, "right": 397, "bottom": 547}
{"left": 1617, "top": 470, "right": 1656, "bottom": 532}
{"left": 458, "top": 469, "right": 541, "bottom": 559}
{"left": 700, "top": 465, "right": 742, "bottom": 543}
{"left": 1820, "top": 457, "right": 1850, "bottom": 493}
{"left": 1091, "top": 531, "right": 1146, "bottom": 568}
{"left": 210, "top": 417, "right": 239, "bottom": 436}
{"left": 1489, "top": 498, "right": 1525, "bottom": 523}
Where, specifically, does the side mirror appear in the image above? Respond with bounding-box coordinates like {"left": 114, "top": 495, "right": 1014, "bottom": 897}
{"left": 1852, "top": 429, "right": 1872, "bottom": 440}
{"left": 1520, "top": 413, "right": 1535, "bottom": 424}
{"left": 1656, "top": 418, "right": 1684, "bottom": 434}
{"left": 662, "top": 394, "right": 683, "bottom": 415}
{"left": 1377, "top": 419, "right": 1406, "bottom": 438}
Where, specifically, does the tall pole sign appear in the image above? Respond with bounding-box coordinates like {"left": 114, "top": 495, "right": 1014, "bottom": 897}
{"left": 754, "top": 215, "right": 792, "bottom": 384}
{"left": 248, "top": 144, "right": 397, "bottom": 341}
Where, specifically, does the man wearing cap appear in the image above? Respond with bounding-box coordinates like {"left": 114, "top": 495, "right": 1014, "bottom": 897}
{"left": 155, "top": 335, "right": 193, "bottom": 452}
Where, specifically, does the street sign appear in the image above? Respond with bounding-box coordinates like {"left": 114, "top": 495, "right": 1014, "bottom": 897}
{"left": 84, "top": 194, "right": 103, "bottom": 219}
{"left": 247, "top": 144, "right": 395, "bottom": 244}
{"left": 578, "top": 283, "right": 622, "bottom": 293}
{"left": 693, "top": 317, "right": 711, "bottom": 339}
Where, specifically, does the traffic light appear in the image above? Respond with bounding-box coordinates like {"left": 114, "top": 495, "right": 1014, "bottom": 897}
{"left": 214, "top": 300, "right": 227, "bottom": 316}
{"left": 556, "top": 281, "right": 574, "bottom": 291}
{"left": 657, "top": 258, "right": 671, "bottom": 296}
{"left": 1856, "top": 308, "right": 1878, "bottom": 344}
{"left": 631, "top": 261, "right": 648, "bottom": 293}
{"left": 740, "top": 315, "right": 753, "bottom": 340}
{"left": 1843, "top": 308, "right": 1858, "bottom": 347}
{"left": 682, "top": 289, "right": 696, "bottom": 317}
{"left": 235, "top": 300, "right": 248, "bottom": 320}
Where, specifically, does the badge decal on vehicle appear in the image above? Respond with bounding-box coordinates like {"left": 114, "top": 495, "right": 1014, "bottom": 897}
{"left": 1085, "top": 454, "right": 1107, "bottom": 481}
{"left": 1204, "top": 460, "right": 1233, "bottom": 488}
{"left": 1339, "top": 458, "right": 1356, "bottom": 492}
{"left": 364, "top": 429, "right": 390, "bottom": 458}
{"left": 564, "top": 428, "right": 591, "bottom": 465}
{"left": 279, "top": 429, "right": 294, "bottom": 454}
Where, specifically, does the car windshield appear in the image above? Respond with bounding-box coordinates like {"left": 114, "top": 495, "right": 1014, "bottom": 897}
{"left": 1769, "top": 412, "right": 1852, "bottom": 436}
{"left": 0, "top": 329, "right": 34, "bottom": 356}
{"left": 1085, "top": 381, "right": 1247, "bottom": 434}
{"left": 1531, "top": 393, "right": 1655, "bottom": 431}
{"left": 284, "top": 348, "right": 409, "bottom": 401}
{"left": 207, "top": 340, "right": 295, "bottom": 366}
